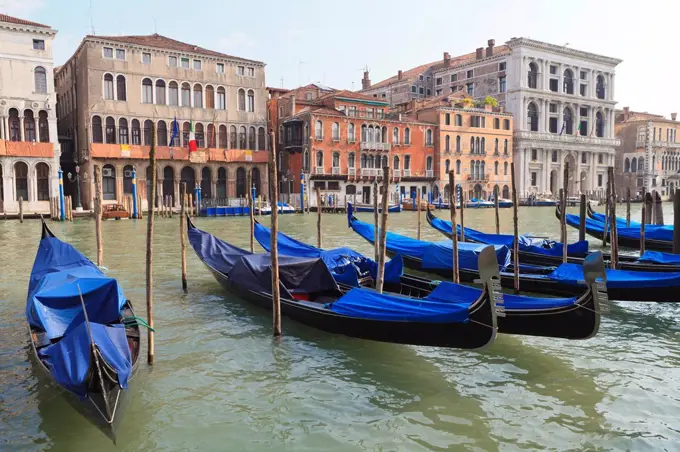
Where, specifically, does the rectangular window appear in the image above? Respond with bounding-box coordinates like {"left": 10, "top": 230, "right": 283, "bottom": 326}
{"left": 193, "top": 60, "right": 202, "bottom": 70}
{"left": 142, "top": 52, "right": 151, "bottom": 64}
{"left": 381, "top": 93, "right": 386, "bottom": 98}
{"left": 598, "top": 174, "right": 603, "bottom": 187}
{"left": 445, "top": 113, "right": 450, "bottom": 125}
{"left": 580, "top": 121, "right": 587, "bottom": 136}
{"left": 247, "top": 67, "right": 255, "bottom": 77}
{"left": 580, "top": 70, "right": 587, "bottom": 80}
{"left": 436, "top": 89, "right": 442, "bottom": 95}
{"left": 168, "top": 56, "right": 178, "bottom": 67}
{"left": 349, "top": 106, "right": 356, "bottom": 117}
{"left": 549, "top": 79, "right": 558, "bottom": 92}
{"left": 466, "top": 83, "right": 473, "bottom": 95}
{"left": 367, "top": 108, "right": 374, "bottom": 118}
{"left": 436, "top": 77, "right": 442, "bottom": 85}
{"left": 549, "top": 117, "right": 558, "bottom": 133}
{"left": 552, "top": 150, "right": 558, "bottom": 162}
{"left": 549, "top": 103, "right": 557, "bottom": 113}
{"left": 531, "top": 172, "right": 537, "bottom": 186}
{"left": 581, "top": 153, "right": 587, "bottom": 164}
{"left": 376, "top": 109, "right": 384, "bottom": 119}
{"left": 466, "top": 69, "right": 473, "bottom": 79}
{"left": 499, "top": 76, "right": 506, "bottom": 93}
{"left": 328, "top": 181, "right": 340, "bottom": 190}
{"left": 419, "top": 87, "right": 424, "bottom": 95}
{"left": 103, "top": 47, "right": 113, "bottom": 58}
{"left": 450, "top": 87, "right": 456, "bottom": 93}
{"left": 498, "top": 62, "right": 506, "bottom": 71}
{"left": 216, "top": 63, "right": 225, "bottom": 73}
{"left": 33, "top": 39, "right": 45, "bottom": 50}
{"left": 426, "top": 88, "right": 431, "bottom": 96}
{"left": 181, "top": 57, "right": 190, "bottom": 69}
{"left": 503, "top": 119, "right": 510, "bottom": 130}
{"left": 580, "top": 84, "right": 586, "bottom": 96}
{"left": 531, "top": 149, "right": 537, "bottom": 161}
{"left": 419, "top": 75, "right": 424, "bottom": 81}
{"left": 550, "top": 65, "right": 557, "bottom": 75}
{"left": 451, "top": 74, "right": 457, "bottom": 82}
{"left": 116, "top": 49, "right": 125, "bottom": 60}
{"left": 580, "top": 107, "right": 588, "bottom": 117}
{"left": 598, "top": 153, "right": 604, "bottom": 164}
{"left": 411, "top": 86, "right": 417, "bottom": 93}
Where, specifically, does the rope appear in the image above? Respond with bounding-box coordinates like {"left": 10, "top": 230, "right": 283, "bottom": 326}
{"left": 123, "top": 316, "right": 155, "bottom": 332}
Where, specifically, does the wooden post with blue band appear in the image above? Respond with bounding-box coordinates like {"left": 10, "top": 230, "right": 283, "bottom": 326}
{"left": 58, "top": 168, "right": 65, "bottom": 221}
{"left": 132, "top": 167, "right": 138, "bottom": 219}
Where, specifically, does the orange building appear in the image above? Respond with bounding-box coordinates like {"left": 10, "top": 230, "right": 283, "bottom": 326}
{"left": 414, "top": 95, "right": 514, "bottom": 201}
{"left": 269, "top": 88, "right": 438, "bottom": 205}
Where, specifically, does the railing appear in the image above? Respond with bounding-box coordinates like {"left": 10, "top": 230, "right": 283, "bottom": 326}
{"left": 360, "top": 142, "right": 391, "bottom": 151}
{"left": 467, "top": 173, "right": 490, "bottom": 181}
{"left": 331, "top": 166, "right": 341, "bottom": 175}
{"left": 393, "top": 169, "right": 401, "bottom": 178}
{"left": 361, "top": 168, "right": 378, "bottom": 177}
{"left": 314, "top": 166, "right": 325, "bottom": 175}
{"left": 348, "top": 137, "right": 357, "bottom": 143}
{"left": 348, "top": 167, "right": 356, "bottom": 177}
{"left": 332, "top": 135, "right": 340, "bottom": 142}
{"left": 403, "top": 169, "right": 412, "bottom": 177}
{"left": 315, "top": 134, "right": 323, "bottom": 141}
{"left": 393, "top": 140, "right": 400, "bottom": 146}
{"left": 516, "top": 131, "right": 620, "bottom": 147}
{"left": 649, "top": 141, "right": 680, "bottom": 149}
{"left": 284, "top": 138, "right": 304, "bottom": 147}
{"left": 426, "top": 170, "right": 434, "bottom": 178}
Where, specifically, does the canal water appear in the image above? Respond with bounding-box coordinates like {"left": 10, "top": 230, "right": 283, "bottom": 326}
{"left": 1, "top": 205, "right": 679, "bottom": 451}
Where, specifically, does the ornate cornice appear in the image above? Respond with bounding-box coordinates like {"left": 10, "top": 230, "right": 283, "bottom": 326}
{"left": 515, "top": 131, "right": 619, "bottom": 149}
{"left": 506, "top": 38, "right": 622, "bottom": 66}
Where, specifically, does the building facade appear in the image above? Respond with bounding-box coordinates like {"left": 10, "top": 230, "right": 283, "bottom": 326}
{"left": 55, "top": 33, "right": 268, "bottom": 209}
{"left": 274, "top": 89, "right": 437, "bottom": 205}
{"left": 615, "top": 107, "right": 680, "bottom": 198}
{"left": 0, "top": 14, "right": 60, "bottom": 214}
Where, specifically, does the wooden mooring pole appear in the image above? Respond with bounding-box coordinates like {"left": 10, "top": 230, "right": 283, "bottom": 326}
{"left": 674, "top": 188, "right": 680, "bottom": 254}
{"left": 602, "top": 182, "right": 610, "bottom": 248}
{"left": 146, "top": 122, "right": 157, "bottom": 364}
{"left": 416, "top": 188, "right": 422, "bottom": 240}
{"left": 316, "top": 186, "right": 322, "bottom": 249}
{"left": 180, "top": 182, "right": 188, "bottom": 292}
{"left": 640, "top": 187, "right": 646, "bottom": 255}
{"left": 270, "top": 131, "right": 282, "bottom": 337}
{"left": 94, "top": 166, "right": 103, "bottom": 267}
{"left": 459, "top": 186, "right": 465, "bottom": 242}
{"left": 494, "top": 185, "right": 500, "bottom": 235}
{"left": 626, "top": 187, "right": 631, "bottom": 227}
{"left": 248, "top": 171, "right": 254, "bottom": 253}
{"left": 448, "top": 171, "right": 459, "bottom": 284}
{"left": 18, "top": 196, "right": 23, "bottom": 223}
{"left": 375, "top": 166, "right": 391, "bottom": 293}
{"left": 373, "top": 179, "right": 379, "bottom": 262}
{"left": 578, "top": 193, "right": 587, "bottom": 242}
{"left": 561, "top": 163, "right": 569, "bottom": 264}
{"left": 608, "top": 167, "right": 619, "bottom": 269}
{"left": 511, "top": 162, "right": 519, "bottom": 293}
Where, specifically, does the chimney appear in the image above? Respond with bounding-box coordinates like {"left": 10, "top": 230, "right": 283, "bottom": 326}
{"left": 476, "top": 47, "right": 484, "bottom": 60}
{"left": 362, "top": 71, "right": 371, "bottom": 90}
{"left": 486, "top": 39, "right": 495, "bottom": 57}
{"left": 672, "top": 112, "right": 678, "bottom": 121}
{"left": 623, "top": 106, "right": 630, "bottom": 121}
{"left": 290, "top": 94, "right": 296, "bottom": 117}
{"left": 397, "top": 70, "right": 403, "bottom": 80}
{"left": 443, "top": 52, "right": 450, "bottom": 66}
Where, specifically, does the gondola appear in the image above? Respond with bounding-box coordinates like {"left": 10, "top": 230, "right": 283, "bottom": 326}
{"left": 556, "top": 204, "right": 673, "bottom": 251}
{"left": 187, "top": 217, "right": 497, "bottom": 349}
{"left": 349, "top": 212, "right": 680, "bottom": 302}
{"left": 27, "top": 220, "right": 140, "bottom": 439}
{"left": 587, "top": 201, "right": 642, "bottom": 228}
{"left": 353, "top": 203, "right": 402, "bottom": 213}
{"left": 253, "top": 219, "right": 605, "bottom": 340}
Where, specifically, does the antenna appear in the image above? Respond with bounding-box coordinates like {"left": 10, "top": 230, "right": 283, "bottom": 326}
{"left": 89, "top": 0, "right": 96, "bottom": 35}
{"left": 154, "top": 17, "right": 158, "bottom": 34}
{"left": 280, "top": 77, "right": 284, "bottom": 88}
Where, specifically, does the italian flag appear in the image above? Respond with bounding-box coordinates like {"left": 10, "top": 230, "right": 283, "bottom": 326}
{"left": 188, "top": 121, "right": 197, "bottom": 151}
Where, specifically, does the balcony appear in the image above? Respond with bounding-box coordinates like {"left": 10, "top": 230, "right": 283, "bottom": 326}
{"left": 393, "top": 169, "right": 401, "bottom": 178}
{"left": 331, "top": 166, "right": 341, "bottom": 175}
{"left": 314, "top": 166, "right": 325, "bottom": 175}
{"left": 403, "top": 169, "right": 412, "bottom": 177}
{"left": 332, "top": 135, "right": 340, "bottom": 143}
{"left": 348, "top": 137, "right": 357, "bottom": 144}
{"left": 348, "top": 167, "right": 356, "bottom": 177}
{"left": 426, "top": 170, "right": 434, "bottom": 178}
{"left": 314, "top": 135, "right": 323, "bottom": 141}
{"left": 516, "top": 131, "right": 620, "bottom": 147}
{"left": 467, "top": 173, "right": 490, "bottom": 182}
{"left": 361, "top": 142, "right": 391, "bottom": 152}
{"left": 361, "top": 168, "right": 378, "bottom": 177}
{"left": 283, "top": 138, "right": 305, "bottom": 148}
{"left": 649, "top": 141, "right": 680, "bottom": 149}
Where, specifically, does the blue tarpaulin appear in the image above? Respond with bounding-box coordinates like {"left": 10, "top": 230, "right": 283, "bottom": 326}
{"left": 547, "top": 263, "right": 680, "bottom": 288}
{"left": 28, "top": 234, "right": 131, "bottom": 399}
{"left": 564, "top": 212, "right": 673, "bottom": 242}
{"left": 589, "top": 210, "right": 642, "bottom": 228}
{"left": 638, "top": 251, "right": 680, "bottom": 265}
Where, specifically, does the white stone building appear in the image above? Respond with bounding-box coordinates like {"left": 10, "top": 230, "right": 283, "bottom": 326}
{"left": 0, "top": 14, "right": 60, "bottom": 214}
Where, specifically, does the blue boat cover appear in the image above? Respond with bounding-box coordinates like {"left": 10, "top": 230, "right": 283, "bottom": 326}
{"left": 429, "top": 213, "right": 589, "bottom": 257}
{"left": 188, "top": 224, "right": 339, "bottom": 298}
{"left": 548, "top": 263, "right": 680, "bottom": 288}
{"left": 28, "top": 234, "right": 131, "bottom": 399}
{"left": 350, "top": 217, "right": 511, "bottom": 271}
{"left": 564, "top": 212, "right": 673, "bottom": 242}
{"left": 328, "top": 287, "right": 470, "bottom": 323}
{"left": 590, "top": 210, "right": 642, "bottom": 228}
{"left": 638, "top": 251, "right": 680, "bottom": 265}
{"left": 253, "top": 221, "right": 403, "bottom": 285}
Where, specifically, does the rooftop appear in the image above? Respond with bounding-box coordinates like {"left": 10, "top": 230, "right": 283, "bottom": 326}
{"left": 0, "top": 13, "right": 50, "bottom": 29}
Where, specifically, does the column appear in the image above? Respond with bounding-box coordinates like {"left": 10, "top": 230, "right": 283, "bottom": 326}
{"left": 609, "top": 73, "right": 615, "bottom": 101}
{"left": 518, "top": 147, "right": 525, "bottom": 194}
{"left": 558, "top": 150, "right": 564, "bottom": 193}
{"left": 557, "top": 63, "right": 563, "bottom": 94}
{"left": 543, "top": 99, "right": 550, "bottom": 132}
{"left": 573, "top": 102, "right": 579, "bottom": 135}
{"left": 521, "top": 96, "right": 527, "bottom": 130}
{"left": 590, "top": 70, "right": 596, "bottom": 98}
{"left": 572, "top": 66, "right": 579, "bottom": 96}
{"left": 19, "top": 116, "right": 24, "bottom": 141}
{"left": 543, "top": 150, "right": 550, "bottom": 192}
{"left": 174, "top": 179, "right": 180, "bottom": 207}
{"left": 545, "top": 60, "right": 551, "bottom": 91}
{"left": 557, "top": 102, "right": 564, "bottom": 132}
{"left": 575, "top": 150, "right": 582, "bottom": 194}
{"left": 588, "top": 106, "right": 595, "bottom": 137}
{"left": 610, "top": 110, "right": 615, "bottom": 138}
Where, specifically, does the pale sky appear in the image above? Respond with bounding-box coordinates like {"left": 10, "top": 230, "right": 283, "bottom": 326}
{"left": 4, "top": 0, "right": 676, "bottom": 117}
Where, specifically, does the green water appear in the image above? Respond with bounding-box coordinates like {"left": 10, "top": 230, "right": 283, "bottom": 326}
{"left": 1, "top": 206, "right": 679, "bottom": 451}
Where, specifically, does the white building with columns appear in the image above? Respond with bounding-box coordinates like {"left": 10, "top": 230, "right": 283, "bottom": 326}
{"left": 504, "top": 38, "right": 621, "bottom": 197}
{"left": 0, "top": 14, "right": 60, "bottom": 214}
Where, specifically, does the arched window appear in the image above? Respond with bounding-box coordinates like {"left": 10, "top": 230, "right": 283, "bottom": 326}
{"left": 157, "top": 120, "right": 168, "bottom": 146}
{"left": 24, "top": 110, "right": 36, "bottom": 142}
{"left": 168, "top": 81, "right": 178, "bottom": 106}
{"left": 631, "top": 157, "right": 637, "bottom": 173}
{"left": 455, "top": 114, "right": 462, "bottom": 126}
{"left": 201, "top": 167, "right": 212, "bottom": 199}
{"left": 393, "top": 155, "right": 399, "bottom": 169}
{"left": 236, "top": 167, "right": 246, "bottom": 197}
{"left": 481, "top": 137, "right": 486, "bottom": 153}
{"left": 195, "top": 123, "right": 205, "bottom": 148}
{"left": 181, "top": 83, "right": 191, "bottom": 106}
{"left": 426, "top": 129, "right": 433, "bottom": 146}
{"left": 315, "top": 120, "right": 323, "bottom": 140}
{"left": 393, "top": 127, "right": 399, "bottom": 144}
{"left": 494, "top": 161, "right": 499, "bottom": 175}
{"left": 102, "top": 164, "right": 116, "bottom": 200}
{"left": 205, "top": 85, "right": 215, "bottom": 109}
{"left": 360, "top": 124, "right": 367, "bottom": 142}
{"left": 258, "top": 127, "right": 265, "bottom": 150}
{"left": 360, "top": 153, "right": 367, "bottom": 168}
{"left": 456, "top": 159, "right": 461, "bottom": 174}
{"left": 206, "top": 124, "right": 215, "bottom": 148}
{"left": 456, "top": 135, "right": 461, "bottom": 152}
{"left": 564, "top": 107, "right": 574, "bottom": 135}
{"left": 155, "top": 80, "right": 166, "bottom": 105}
{"left": 92, "top": 115, "right": 103, "bottom": 143}
{"left": 527, "top": 102, "right": 538, "bottom": 131}
{"left": 332, "top": 122, "right": 340, "bottom": 140}
{"left": 494, "top": 118, "right": 500, "bottom": 129}
{"left": 116, "top": 75, "right": 126, "bottom": 101}
{"left": 445, "top": 159, "right": 450, "bottom": 173}
{"left": 528, "top": 62, "right": 538, "bottom": 89}
{"left": 142, "top": 78, "right": 153, "bottom": 103}
{"left": 596, "top": 111, "right": 604, "bottom": 138}
{"left": 193, "top": 84, "right": 203, "bottom": 108}
{"left": 181, "top": 166, "right": 196, "bottom": 196}
{"left": 217, "top": 167, "right": 227, "bottom": 198}
{"left": 348, "top": 152, "right": 356, "bottom": 168}
{"left": 382, "top": 126, "right": 388, "bottom": 143}
{"left": 504, "top": 161, "right": 508, "bottom": 175}
{"left": 144, "top": 119, "right": 153, "bottom": 146}
{"left": 238, "top": 89, "right": 246, "bottom": 111}
{"left": 239, "top": 126, "right": 247, "bottom": 149}
{"left": 216, "top": 86, "right": 226, "bottom": 110}
{"left": 219, "top": 125, "right": 228, "bottom": 149}
{"left": 445, "top": 135, "right": 450, "bottom": 152}
{"left": 39, "top": 111, "right": 49, "bottom": 142}
{"left": 316, "top": 150, "right": 324, "bottom": 168}
{"left": 247, "top": 90, "right": 255, "bottom": 112}
{"left": 404, "top": 127, "right": 410, "bottom": 144}
{"left": 494, "top": 138, "right": 499, "bottom": 154}
{"left": 470, "top": 137, "right": 475, "bottom": 153}
{"left": 563, "top": 69, "right": 574, "bottom": 94}
{"left": 162, "top": 167, "right": 174, "bottom": 204}
{"left": 332, "top": 152, "right": 340, "bottom": 168}
{"left": 123, "top": 164, "right": 134, "bottom": 194}
{"left": 14, "top": 162, "right": 28, "bottom": 201}
{"left": 504, "top": 139, "right": 508, "bottom": 155}
{"left": 131, "top": 119, "right": 141, "bottom": 145}
{"left": 230, "top": 125, "right": 237, "bottom": 148}
{"left": 118, "top": 118, "right": 129, "bottom": 144}
{"left": 596, "top": 75, "right": 605, "bottom": 99}
{"left": 36, "top": 162, "right": 50, "bottom": 200}
{"left": 303, "top": 150, "right": 310, "bottom": 171}
{"left": 503, "top": 185, "right": 510, "bottom": 199}
{"left": 35, "top": 66, "right": 47, "bottom": 93}
{"left": 248, "top": 126, "right": 256, "bottom": 149}
{"left": 348, "top": 123, "right": 356, "bottom": 141}
{"left": 252, "top": 167, "right": 261, "bottom": 196}
{"left": 105, "top": 116, "right": 116, "bottom": 143}
{"left": 104, "top": 74, "right": 114, "bottom": 100}
{"left": 9, "top": 108, "right": 20, "bottom": 141}
{"left": 624, "top": 158, "right": 630, "bottom": 173}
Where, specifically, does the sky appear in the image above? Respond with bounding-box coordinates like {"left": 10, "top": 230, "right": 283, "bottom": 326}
{"left": 3, "top": 0, "right": 677, "bottom": 117}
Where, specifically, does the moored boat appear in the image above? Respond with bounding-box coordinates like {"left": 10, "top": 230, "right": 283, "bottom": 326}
{"left": 353, "top": 203, "right": 402, "bottom": 213}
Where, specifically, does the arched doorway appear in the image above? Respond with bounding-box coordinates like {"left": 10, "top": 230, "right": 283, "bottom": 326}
{"left": 123, "top": 165, "right": 134, "bottom": 194}
{"left": 236, "top": 167, "right": 246, "bottom": 197}
{"left": 217, "top": 167, "right": 227, "bottom": 199}
{"left": 14, "top": 162, "right": 28, "bottom": 201}
{"left": 251, "top": 167, "right": 261, "bottom": 197}
{"left": 102, "top": 164, "right": 116, "bottom": 200}
{"left": 181, "top": 166, "right": 196, "bottom": 196}
{"left": 502, "top": 185, "right": 510, "bottom": 199}
{"left": 563, "top": 153, "right": 576, "bottom": 195}
{"left": 201, "top": 167, "right": 212, "bottom": 199}
{"left": 473, "top": 183, "right": 483, "bottom": 200}
{"left": 163, "top": 166, "right": 175, "bottom": 205}
{"left": 550, "top": 169, "right": 557, "bottom": 195}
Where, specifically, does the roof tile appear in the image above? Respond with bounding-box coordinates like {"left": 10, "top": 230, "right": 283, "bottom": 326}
{"left": 0, "top": 14, "right": 50, "bottom": 29}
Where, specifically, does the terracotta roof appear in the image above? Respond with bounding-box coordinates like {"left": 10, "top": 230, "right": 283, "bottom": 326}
{"left": 363, "top": 59, "right": 441, "bottom": 91}
{"left": 279, "top": 83, "right": 337, "bottom": 99}
{"left": 328, "top": 90, "right": 389, "bottom": 103}
{"left": 0, "top": 14, "right": 50, "bottom": 29}
{"left": 86, "top": 33, "right": 263, "bottom": 64}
